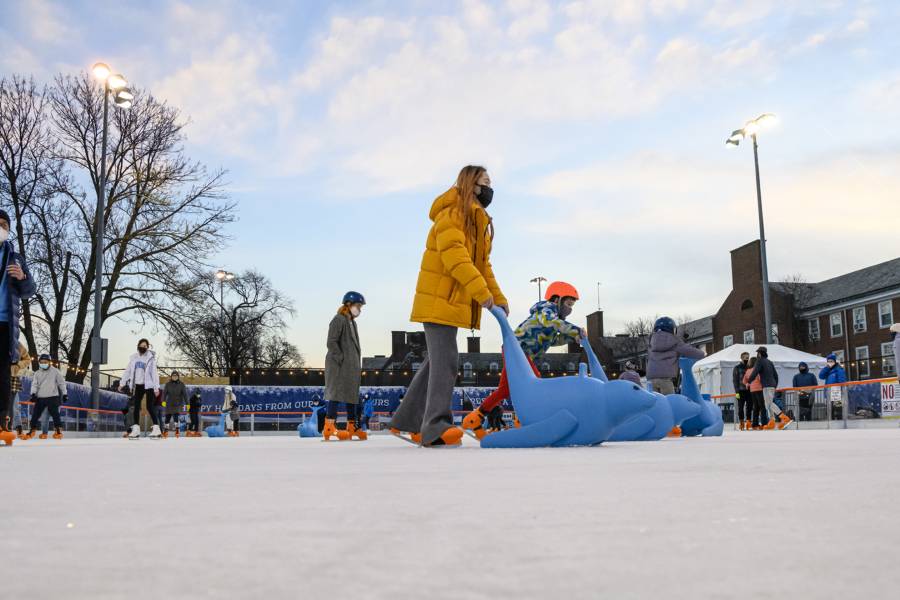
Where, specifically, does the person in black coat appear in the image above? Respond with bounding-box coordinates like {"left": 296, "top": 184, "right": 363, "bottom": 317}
{"left": 732, "top": 352, "right": 751, "bottom": 429}
{"left": 793, "top": 362, "right": 818, "bottom": 421}
{"left": 747, "top": 347, "right": 791, "bottom": 429}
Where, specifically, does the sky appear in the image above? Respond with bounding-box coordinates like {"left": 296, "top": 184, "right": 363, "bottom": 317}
{"left": 2, "top": 0, "right": 899, "bottom": 370}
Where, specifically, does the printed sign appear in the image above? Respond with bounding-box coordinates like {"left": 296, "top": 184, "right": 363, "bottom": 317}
{"left": 881, "top": 382, "right": 900, "bottom": 417}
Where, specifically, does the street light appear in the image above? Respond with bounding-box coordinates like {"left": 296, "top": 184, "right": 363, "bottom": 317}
{"left": 596, "top": 281, "right": 602, "bottom": 311}
{"left": 216, "top": 269, "right": 236, "bottom": 377}
{"left": 89, "top": 62, "right": 133, "bottom": 417}
{"left": 726, "top": 113, "right": 777, "bottom": 344}
{"left": 530, "top": 276, "right": 547, "bottom": 301}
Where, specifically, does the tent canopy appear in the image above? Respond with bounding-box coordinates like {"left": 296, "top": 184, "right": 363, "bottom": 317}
{"left": 691, "top": 344, "right": 828, "bottom": 397}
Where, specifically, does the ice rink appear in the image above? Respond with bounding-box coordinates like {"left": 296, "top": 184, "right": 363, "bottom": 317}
{"left": 4, "top": 428, "right": 899, "bottom": 599}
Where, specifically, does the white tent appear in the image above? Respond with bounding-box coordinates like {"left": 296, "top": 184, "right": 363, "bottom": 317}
{"left": 691, "top": 344, "right": 828, "bottom": 398}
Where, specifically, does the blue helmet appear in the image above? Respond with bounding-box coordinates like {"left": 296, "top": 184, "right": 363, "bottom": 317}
{"left": 653, "top": 316, "right": 676, "bottom": 334}
{"left": 342, "top": 291, "right": 366, "bottom": 305}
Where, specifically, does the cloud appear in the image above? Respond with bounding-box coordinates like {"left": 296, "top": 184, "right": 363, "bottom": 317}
{"left": 22, "top": 0, "right": 73, "bottom": 44}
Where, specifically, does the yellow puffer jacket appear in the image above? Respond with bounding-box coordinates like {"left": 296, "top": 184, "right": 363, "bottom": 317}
{"left": 411, "top": 187, "right": 507, "bottom": 330}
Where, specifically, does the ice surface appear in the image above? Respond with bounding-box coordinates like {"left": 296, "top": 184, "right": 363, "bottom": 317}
{"left": 3, "top": 429, "right": 899, "bottom": 599}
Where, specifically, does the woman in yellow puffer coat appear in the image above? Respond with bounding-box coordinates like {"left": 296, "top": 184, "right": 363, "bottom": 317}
{"left": 390, "top": 165, "right": 508, "bottom": 447}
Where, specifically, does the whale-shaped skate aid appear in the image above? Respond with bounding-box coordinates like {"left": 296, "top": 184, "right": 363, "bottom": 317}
{"left": 677, "top": 357, "right": 724, "bottom": 437}
{"left": 298, "top": 407, "right": 321, "bottom": 438}
{"left": 480, "top": 307, "right": 656, "bottom": 448}
{"left": 205, "top": 412, "right": 228, "bottom": 438}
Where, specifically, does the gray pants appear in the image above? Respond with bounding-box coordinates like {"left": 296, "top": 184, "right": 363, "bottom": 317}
{"left": 390, "top": 323, "right": 458, "bottom": 444}
{"left": 763, "top": 387, "right": 781, "bottom": 417}
{"left": 649, "top": 378, "right": 675, "bottom": 395}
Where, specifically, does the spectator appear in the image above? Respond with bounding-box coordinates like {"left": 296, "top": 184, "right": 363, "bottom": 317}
{"left": 119, "top": 338, "right": 161, "bottom": 439}
{"left": 793, "top": 362, "right": 818, "bottom": 422}
{"left": 0, "top": 209, "right": 37, "bottom": 445}
{"left": 742, "top": 357, "right": 764, "bottom": 430}
{"left": 323, "top": 292, "right": 366, "bottom": 442}
{"left": 620, "top": 361, "right": 642, "bottom": 386}
{"left": 733, "top": 352, "right": 751, "bottom": 430}
{"left": 222, "top": 385, "right": 240, "bottom": 437}
{"left": 818, "top": 354, "right": 848, "bottom": 385}
{"left": 646, "top": 317, "right": 704, "bottom": 395}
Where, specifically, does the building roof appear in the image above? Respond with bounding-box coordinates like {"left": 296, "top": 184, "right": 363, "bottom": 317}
{"left": 362, "top": 356, "right": 391, "bottom": 370}
{"left": 772, "top": 257, "right": 900, "bottom": 310}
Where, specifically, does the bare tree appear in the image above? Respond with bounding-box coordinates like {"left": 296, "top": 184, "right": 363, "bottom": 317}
{"left": 167, "top": 270, "right": 303, "bottom": 375}
{"left": 2, "top": 72, "right": 235, "bottom": 380}
{"left": 778, "top": 273, "right": 815, "bottom": 348}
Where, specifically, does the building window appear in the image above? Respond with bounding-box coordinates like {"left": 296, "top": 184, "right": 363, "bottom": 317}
{"left": 771, "top": 323, "right": 779, "bottom": 344}
{"left": 830, "top": 313, "right": 843, "bottom": 338}
{"left": 743, "top": 330, "right": 755, "bottom": 344}
{"left": 855, "top": 346, "right": 869, "bottom": 379}
{"left": 566, "top": 362, "right": 576, "bottom": 372}
{"left": 833, "top": 350, "right": 845, "bottom": 364}
{"left": 723, "top": 335, "right": 734, "bottom": 348}
{"left": 489, "top": 362, "right": 499, "bottom": 374}
{"left": 882, "top": 342, "right": 896, "bottom": 376}
{"left": 808, "top": 318, "right": 820, "bottom": 341}
{"left": 463, "top": 362, "right": 473, "bottom": 378}
{"left": 740, "top": 299, "right": 754, "bottom": 311}
{"left": 852, "top": 307, "right": 867, "bottom": 333}
{"left": 879, "top": 300, "right": 894, "bottom": 328}
{"left": 541, "top": 362, "right": 551, "bottom": 373}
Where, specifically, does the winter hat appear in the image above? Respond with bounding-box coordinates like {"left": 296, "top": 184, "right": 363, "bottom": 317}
{"left": 826, "top": 353, "right": 837, "bottom": 362}
{"left": 798, "top": 362, "right": 808, "bottom": 370}
{"left": 0, "top": 209, "right": 10, "bottom": 225}
{"left": 756, "top": 346, "right": 768, "bottom": 357}
{"left": 38, "top": 353, "right": 51, "bottom": 362}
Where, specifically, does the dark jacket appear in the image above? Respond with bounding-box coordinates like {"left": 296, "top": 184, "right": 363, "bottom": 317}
{"left": 163, "top": 380, "right": 189, "bottom": 414}
{"left": 792, "top": 365, "right": 818, "bottom": 389}
{"left": 748, "top": 356, "right": 779, "bottom": 388}
{"left": 646, "top": 331, "right": 704, "bottom": 379}
{"left": 1, "top": 241, "right": 37, "bottom": 362}
{"left": 733, "top": 361, "right": 750, "bottom": 391}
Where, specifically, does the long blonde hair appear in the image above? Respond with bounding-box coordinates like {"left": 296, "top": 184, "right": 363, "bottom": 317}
{"left": 453, "top": 165, "right": 487, "bottom": 240}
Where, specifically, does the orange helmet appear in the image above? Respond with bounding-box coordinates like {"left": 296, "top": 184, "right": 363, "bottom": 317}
{"left": 545, "top": 281, "right": 579, "bottom": 301}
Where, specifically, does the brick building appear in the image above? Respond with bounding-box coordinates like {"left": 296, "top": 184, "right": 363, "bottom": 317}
{"left": 712, "top": 240, "right": 899, "bottom": 380}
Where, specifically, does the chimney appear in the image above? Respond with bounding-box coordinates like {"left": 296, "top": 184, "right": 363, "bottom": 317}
{"left": 467, "top": 336, "right": 481, "bottom": 353}
{"left": 391, "top": 331, "right": 407, "bottom": 359}
{"left": 587, "top": 311, "right": 604, "bottom": 339}
{"left": 730, "top": 240, "right": 762, "bottom": 290}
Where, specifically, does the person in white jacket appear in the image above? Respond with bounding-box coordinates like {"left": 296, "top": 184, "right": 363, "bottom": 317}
{"left": 119, "top": 338, "right": 161, "bottom": 439}
{"left": 221, "top": 386, "right": 240, "bottom": 436}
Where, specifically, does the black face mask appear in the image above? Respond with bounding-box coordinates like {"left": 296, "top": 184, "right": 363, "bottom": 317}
{"left": 799, "top": 367, "right": 808, "bottom": 373}
{"left": 138, "top": 346, "right": 148, "bottom": 354}
{"left": 741, "top": 358, "right": 749, "bottom": 365}
{"left": 558, "top": 302, "right": 572, "bottom": 319}
{"left": 476, "top": 186, "right": 493, "bottom": 208}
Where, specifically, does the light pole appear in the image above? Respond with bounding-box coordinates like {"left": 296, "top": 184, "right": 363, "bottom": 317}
{"left": 596, "top": 281, "right": 602, "bottom": 311}
{"left": 726, "top": 113, "right": 777, "bottom": 344}
{"left": 215, "top": 269, "right": 235, "bottom": 376}
{"left": 530, "top": 276, "right": 547, "bottom": 301}
{"left": 90, "top": 63, "right": 133, "bottom": 414}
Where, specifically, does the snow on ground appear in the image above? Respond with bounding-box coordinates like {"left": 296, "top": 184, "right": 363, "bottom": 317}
{"left": 3, "top": 429, "right": 899, "bottom": 600}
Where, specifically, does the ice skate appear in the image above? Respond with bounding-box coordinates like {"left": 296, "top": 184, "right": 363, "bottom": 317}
{"left": 763, "top": 419, "right": 776, "bottom": 430}
{"left": 23, "top": 428, "right": 38, "bottom": 440}
{"left": 39, "top": 432, "right": 48, "bottom": 439}
{"left": 149, "top": 424, "right": 162, "bottom": 439}
{"left": 461, "top": 408, "right": 488, "bottom": 440}
{"left": 344, "top": 422, "right": 367, "bottom": 441}
{"left": 0, "top": 427, "right": 15, "bottom": 446}
{"left": 667, "top": 426, "right": 682, "bottom": 438}
{"left": 128, "top": 424, "right": 141, "bottom": 440}
{"left": 777, "top": 413, "right": 793, "bottom": 430}
{"left": 16, "top": 425, "right": 26, "bottom": 440}
{"left": 52, "top": 427, "right": 63, "bottom": 440}
{"left": 162, "top": 429, "right": 169, "bottom": 439}
{"left": 390, "top": 427, "right": 422, "bottom": 445}
{"left": 423, "top": 426, "right": 463, "bottom": 448}
{"left": 739, "top": 420, "right": 745, "bottom": 431}
{"left": 322, "top": 418, "right": 339, "bottom": 441}
{"left": 744, "top": 420, "right": 752, "bottom": 431}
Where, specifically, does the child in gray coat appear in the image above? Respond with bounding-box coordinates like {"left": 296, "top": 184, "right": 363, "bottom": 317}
{"left": 645, "top": 317, "right": 704, "bottom": 395}
{"left": 25, "top": 354, "right": 67, "bottom": 439}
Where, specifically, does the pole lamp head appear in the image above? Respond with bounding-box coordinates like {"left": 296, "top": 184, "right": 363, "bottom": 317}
{"left": 92, "top": 63, "right": 111, "bottom": 80}
{"left": 725, "top": 129, "right": 744, "bottom": 146}
{"left": 113, "top": 88, "right": 133, "bottom": 109}
{"left": 215, "top": 269, "right": 228, "bottom": 280}
{"left": 107, "top": 74, "right": 128, "bottom": 90}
